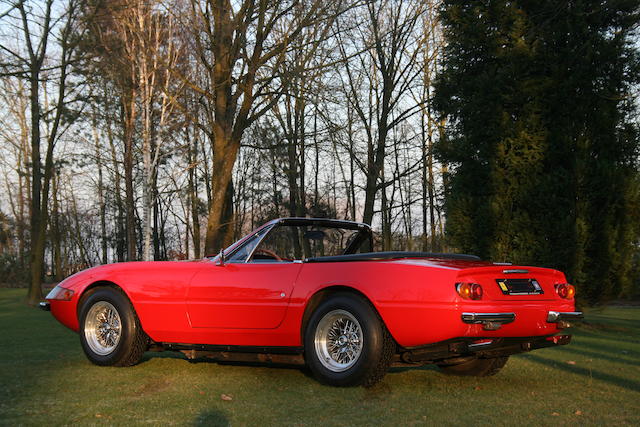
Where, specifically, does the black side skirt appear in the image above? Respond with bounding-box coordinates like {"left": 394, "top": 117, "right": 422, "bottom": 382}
{"left": 155, "top": 343, "right": 306, "bottom": 365}
{"left": 161, "top": 343, "right": 303, "bottom": 355}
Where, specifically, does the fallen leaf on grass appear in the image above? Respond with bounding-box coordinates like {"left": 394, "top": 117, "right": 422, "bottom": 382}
{"left": 474, "top": 386, "right": 482, "bottom": 391}
{"left": 566, "top": 361, "right": 576, "bottom": 365}
{"left": 551, "top": 412, "right": 560, "bottom": 416}
{"left": 575, "top": 410, "right": 583, "bottom": 416}
{"left": 221, "top": 394, "right": 233, "bottom": 401}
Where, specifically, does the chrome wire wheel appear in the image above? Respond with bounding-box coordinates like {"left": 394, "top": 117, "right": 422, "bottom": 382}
{"left": 314, "top": 309, "right": 364, "bottom": 372}
{"left": 83, "top": 301, "right": 122, "bottom": 356}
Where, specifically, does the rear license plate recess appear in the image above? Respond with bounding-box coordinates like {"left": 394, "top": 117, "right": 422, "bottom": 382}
{"left": 496, "top": 278, "right": 544, "bottom": 295}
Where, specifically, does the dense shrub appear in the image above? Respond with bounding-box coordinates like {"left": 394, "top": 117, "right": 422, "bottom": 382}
{"left": 0, "top": 253, "right": 30, "bottom": 288}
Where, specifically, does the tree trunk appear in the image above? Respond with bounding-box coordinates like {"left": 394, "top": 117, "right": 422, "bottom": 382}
{"left": 141, "top": 140, "right": 153, "bottom": 261}
{"left": 51, "top": 171, "right": 62, "bottom": 280}
{"left": 27, "top": 70, "right": 44, "bottom": 304}
{"left": 188, "top": 132, "right": 201, "bottom": 258}
{"left": 123, "top": 94, "right": 137, "bottom": 261}
{"left": 92, "top": 112, "right": 108, "bottom": 264}
{"left": 203, "top": 131, "right": 241, "bottom": 254}
{"left": 421, "top": 109, "right": 429, "bottom": 251}
{"left": 153, "top": 192, "right": 160, "bottom": 260}
{"left": 107, "top": 114, "right": 126, "bottom": 262}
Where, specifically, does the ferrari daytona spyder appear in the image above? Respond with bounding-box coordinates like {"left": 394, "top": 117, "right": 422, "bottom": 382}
{"left": 41, "top": 217, "right": 582, "bottom": 386}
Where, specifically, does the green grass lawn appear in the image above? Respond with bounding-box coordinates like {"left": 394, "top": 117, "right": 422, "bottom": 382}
{"left": 1, "top": 288, "right": 638, "bottom": 426}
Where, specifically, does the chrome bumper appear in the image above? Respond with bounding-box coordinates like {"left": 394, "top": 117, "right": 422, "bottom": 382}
{"left": 461, "top": 312, "right": 515, "bottom": 331}
{"left": 39, "top": 301, "right": 50, "bottom": 311}
{"left": 547, "top": 311, "right": 583, "bottom": 323}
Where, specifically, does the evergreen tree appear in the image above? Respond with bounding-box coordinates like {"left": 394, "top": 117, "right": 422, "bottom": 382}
{"left": 434, "top": 0, "right": 640, "bottom": 304}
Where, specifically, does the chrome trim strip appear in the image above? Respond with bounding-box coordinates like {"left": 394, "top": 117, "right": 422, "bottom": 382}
{"left": 274, "top": 217, "right": 371, "bottom": 230}
{"left": 461, "top": 312, "right": 516, "bottom": 324}
{"left": 467, "top": 340, "right": 495, "bottom": 350}
{"left": 502, "top": 269, "right": 528, "bottom": 274}
{"left": 212, "top": 221, "right": 274, "bottom": 260}
{"left": 505, "top": 292, "right": 544, "bottom": 296}
{"left": 547, "top": 311, "right": 584, "bottom": 323}
{"left": 244, "top": 223, "right": 277, "bottom": 263}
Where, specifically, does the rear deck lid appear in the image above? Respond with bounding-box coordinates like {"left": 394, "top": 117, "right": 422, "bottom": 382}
{"left": 454, "top": 265, "right": 565, "bottom": 301}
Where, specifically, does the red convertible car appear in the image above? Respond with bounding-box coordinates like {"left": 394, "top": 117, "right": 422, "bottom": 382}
{"left": 42, "top": 218, "right": 582, "bottom": 386}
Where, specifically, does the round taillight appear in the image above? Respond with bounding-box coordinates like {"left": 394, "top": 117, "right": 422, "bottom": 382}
{"left": 556, "top": 283, "right": 575, "bottom": 299}
{"left": 457, "top": 283, "right": 472, "bottom": 299}
{"left": 471, "top": 283, "right": 483, "bottom": 300}
{"left": 456, "top": 283, "right": 483, "bottom": 300}
{"left": 556, "top": 284, "right": 568, "bottom": 298}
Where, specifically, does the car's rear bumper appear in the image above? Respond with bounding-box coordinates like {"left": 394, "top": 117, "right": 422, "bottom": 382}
{"left": 379, "top": 299, "right": 578, "bottom": 347}
{"left": 547, "top": 311, "right": 583, "bottom": 322}
{"left": 461, "top": 312, "right": 516, "bottom": 330}
{"left": 399, "top": 334, "right": 572, "bottom": 364}
{"left": 460, "top": 310, "right": 583, "bottom": 331}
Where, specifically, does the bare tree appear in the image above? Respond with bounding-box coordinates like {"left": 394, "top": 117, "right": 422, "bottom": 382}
{"left": 87, "top": 0, "right": 139, "bottom": 261}
{"left": 0, "top": 0, "right": 86, "bottom": 304}
{"left": 116, "top": 1, "right": 183, "bottom": 260}
{"left": 0, "top": 77, "right": 31, "bottom": 268}
{"left": 337, "top": 0, "right": 426, "bottom": 238}
{"left": 414, "top": 0, "right": 443, "bottom": 251}
{"left": 185, "top": 0, "right": 343, "bottom": 254}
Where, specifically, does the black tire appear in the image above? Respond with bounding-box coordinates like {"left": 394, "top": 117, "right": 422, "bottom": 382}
{"left": 304, "top": 293, "right": 395, "bottom": 387}
{"left": 438, "top": 356, "right": 509, "bottom": 376}
{"left": 79, "top": 287, "right": 148, "bottom": 367}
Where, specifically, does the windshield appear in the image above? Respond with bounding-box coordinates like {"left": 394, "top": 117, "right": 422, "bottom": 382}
{"left": 226, "top": 222, "right": 371, "bottom": 263}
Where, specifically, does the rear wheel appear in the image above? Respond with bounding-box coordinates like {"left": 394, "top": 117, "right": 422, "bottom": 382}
{"left": 304, "top": 293, "right": 395, "bottom": 387}
{"left": 79, "top": 287, "right": 148, "bottom": 366}
{"left": 438, "top": 356, "right": 509, "bottom": 376}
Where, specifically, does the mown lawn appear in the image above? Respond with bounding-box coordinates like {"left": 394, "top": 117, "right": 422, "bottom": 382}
{"left": 1, "top": 288, "right": 638, "bottom": 426}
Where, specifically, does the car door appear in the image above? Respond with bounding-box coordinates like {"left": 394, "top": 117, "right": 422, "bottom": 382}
{"left": 186, "top": 262, "right": 302, "bottom": 329}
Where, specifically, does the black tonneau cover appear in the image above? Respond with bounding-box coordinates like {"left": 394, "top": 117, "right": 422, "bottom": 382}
{"left": 304, "top": 251, "right": 481, "bottom": 263}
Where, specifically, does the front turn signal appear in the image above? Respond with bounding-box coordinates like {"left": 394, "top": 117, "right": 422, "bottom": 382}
{"left": 45, "top": 284, "right": 75, "bottom": 301}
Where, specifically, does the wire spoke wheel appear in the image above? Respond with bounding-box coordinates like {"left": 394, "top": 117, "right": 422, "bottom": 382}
{"left": 314, "top": 309, "right": 364, "bottom": 372}
{"left": 84, "top": 301, "right": 122, "bottom": 356}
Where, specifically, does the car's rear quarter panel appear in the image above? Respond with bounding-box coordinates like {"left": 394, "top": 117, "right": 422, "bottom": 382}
{"left": 291, "top": 260, "right": 575, "bottom": 348}
{"left": 290, "top": 260, "right": 463, "bottom": 347}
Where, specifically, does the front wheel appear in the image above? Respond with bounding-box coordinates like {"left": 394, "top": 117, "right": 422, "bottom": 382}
{"left": 304, "top": 293, "right": 395, "bottom": 387}
{"left": 79, "top": 287, "right": 148, "bottom": 366}
{"left": 438, "top": 356, "right": 509, "bottom": 376}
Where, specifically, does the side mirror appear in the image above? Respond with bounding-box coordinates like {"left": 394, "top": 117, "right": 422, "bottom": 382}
{"left": 215, "top": 249, "right": 225, "bottom": 266}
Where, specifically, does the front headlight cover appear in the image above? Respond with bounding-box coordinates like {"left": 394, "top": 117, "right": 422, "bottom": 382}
{"left": 45, "top": 284, "right": 75, "bottom": 301}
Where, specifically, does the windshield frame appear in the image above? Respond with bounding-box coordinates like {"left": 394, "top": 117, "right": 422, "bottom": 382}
{"left": 217, "top": 218, "right": 372, "bottom": 263}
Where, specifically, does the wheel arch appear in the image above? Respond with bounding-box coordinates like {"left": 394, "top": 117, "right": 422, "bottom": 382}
{"left": 300, "top": 285, "right": 397, "bottom": 347}
{"left": 77, "top": 280, "right": 134, "bottom": 320}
